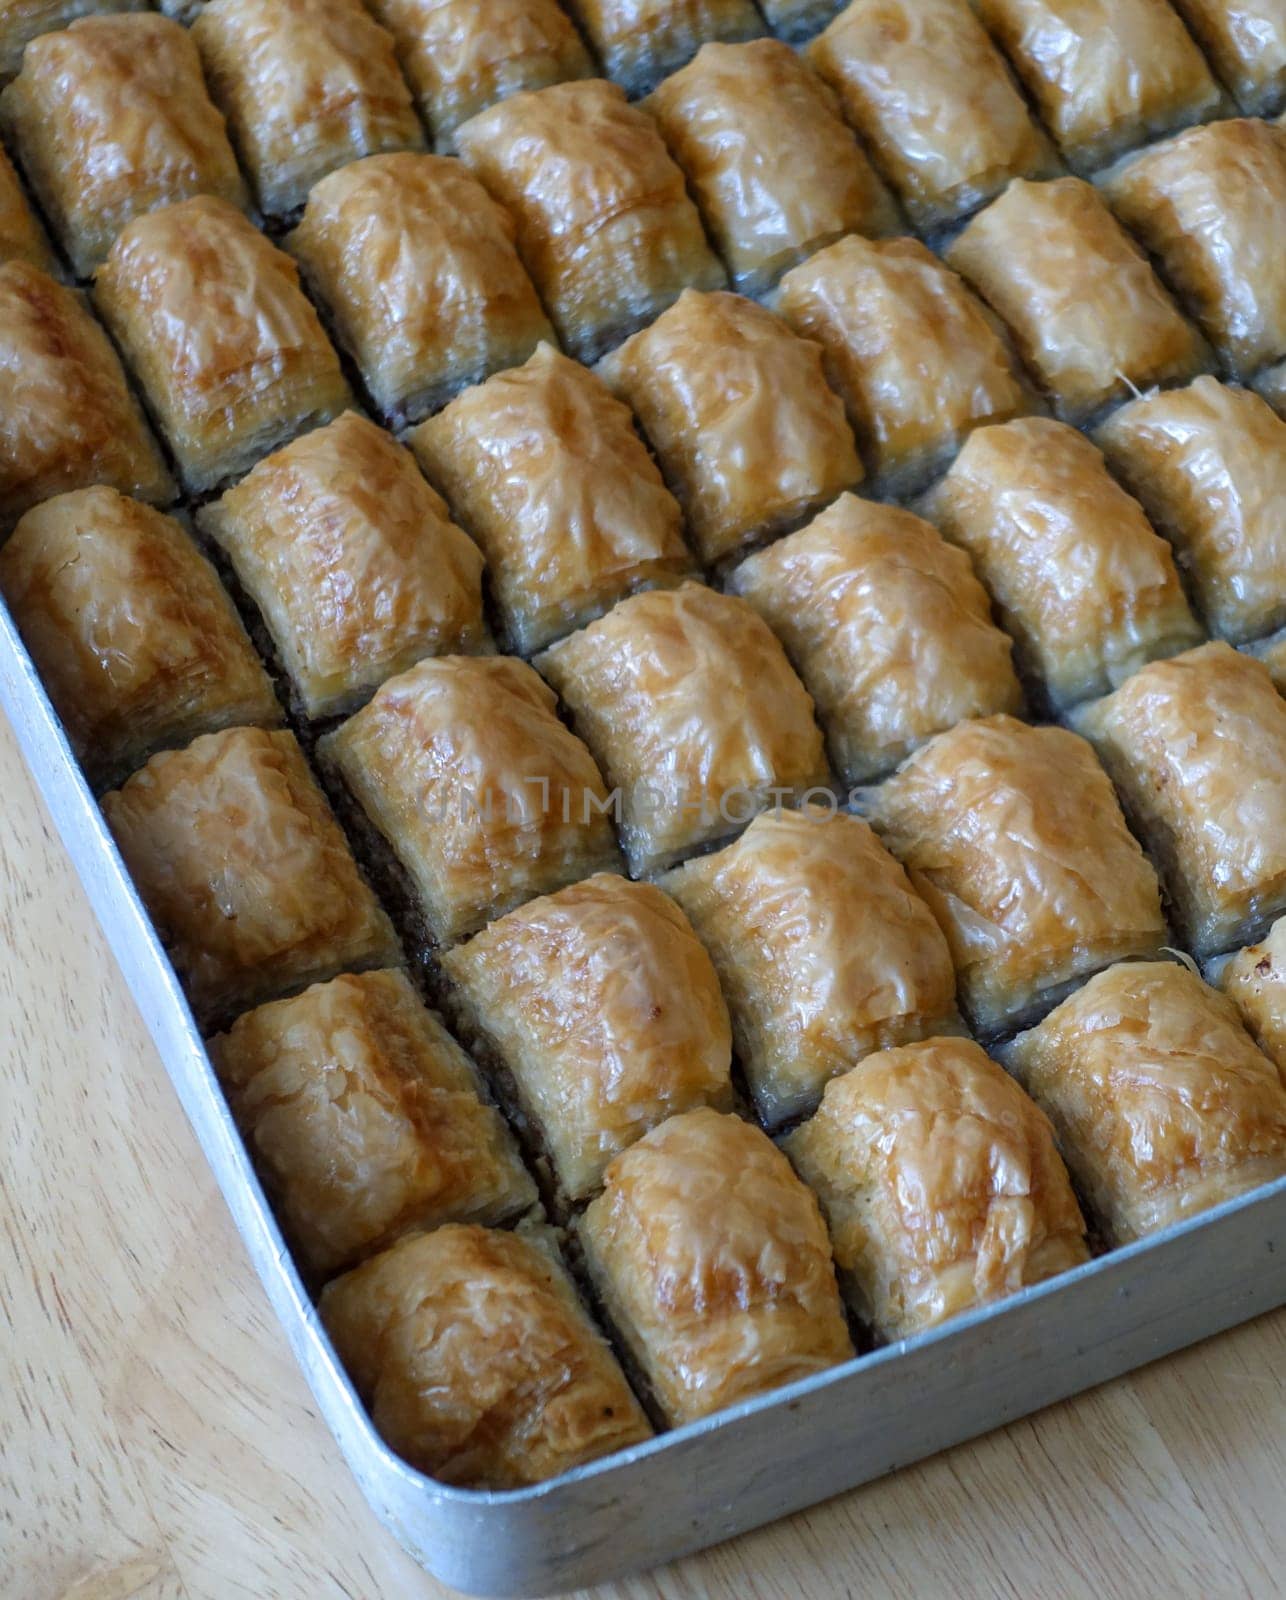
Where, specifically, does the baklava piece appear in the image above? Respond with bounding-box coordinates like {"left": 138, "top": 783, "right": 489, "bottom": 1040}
{"left": 925, "top": 417, "right": 1201, "bottom": 712}
{"left": 947, "top": 178, "right": 1209, "bottom": 423}
{"left": 1004, "top": 962, "right": 1286, "bottom": 1242}
{"left": 0, "top": 141, "right": 54, "bottom": 270}
{"left": 1170, "top": 0, "right": 1286, "bottom": 114}
{"left": 807, "top": 0, "right": 1058, "bottom": 232}
{"left": 1096, "top": 377, "right": 1286, "bottom": 645}
{"left": 784, "top": 1037, "right": 1088, "bottom": 1339}
{"left": 730, "top": 496, "right": 1021, "bottom": 785}
{"left": 975, "top": 0, "right": 1224, "bottom": 173}
{"left": 662, "top": 808, "right": 960, "bottom": 1128}
{"left": 197, "top": 413, "right": 489, "bottom": 722}
{"left": 208, "top": 970, "right": 536, "bottom": 1278}
{"left": 102, "top": 726, "right": 400, "bottom": 1027}
{"left": 286, "top": 154, "right": 554, "bottom": 427}
{"left": 1074, "top": 642, "right": 1286, "bottom": 957}
{"left": 567, "top": 0, "right": 764, "bottom": 99}
{"left": 320, "top": 1225, "right": 652, "bottom": 1487}
{"left": 94, "top": 197, "right": 351, "bottom": 496}
{"left": 454, "top": 79, "right": 725, "bottom": 364}
{"left": 0, "top": 487, "right": 278, "bottom": 790}
{"left": 0, "top": 262, "right": 173, "bottom": 533}
{"left": 596, "top": 290, "right": 863, "bottom": 569}
{"left": 410, "top": 345, "right": 692, "bottom": 656}
{"left": 774, "top": 234, "right": 1032, "bottom": 496}
{"left": 578, "top": 1108, "right": 854, "bottom": 1426}
{"left": 318, "top": 655, "right": 620, "bottom": 948}
{"left": 863, "top": 715, "right": 1167, "bottom": 1037}
{"left": 0, "top": 0, "right": 145, "bottom": 83}
{"left": 443, "top": 873, "right": 733, "bottom": 1201}
{"left": 536, "top": 583, "right": 829, "bottom": 877}
{"left": 1218, "top": 916, "right": 1286, "bottom": 1070}
{"left": 0, "top": 15, "right": 247, "bottom": 278}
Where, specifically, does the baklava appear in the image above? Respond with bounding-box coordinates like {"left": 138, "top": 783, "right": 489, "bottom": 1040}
{"left": 197, "top": 412, "right": 490, "bottom": 721}
{"left": 101, "top": 726, "right": 400, "bottom": 1027}
{"left": 565, "top": 0, "right": 765, "bottom": 99}
{"left": 1170, "top": 0, "right": 1286, "bottom": 114}
{"left": 1218, "top": 915, "right": 1286, "bottom": 1070}
{"left": 0, "top": 141, "right": 52, "bottom": 270}
{"left": 783, "top": 1036, "right": 1089, "bottom": 1339}
{"left": 728, "top": 495, "right": 1022, "bottom": 785}
{"left": 661, "top": 807, "right": 960, "bottom": 1128}
{"left": 0, "top": 0, "right": 146, "bottom": 83}
{"left": 578, "top": 1108, "right": 854, "bottom": 1425}
{"left": 862, "top": 715, "right": 1168, "bottom": 1037}
{"left": 596, "top": 290, "right": 864, "bottom": 569}
{"left": 535, "top": 582, "right": 829, "bottom": 877}
{"left": 1003, "top": 961, "right": 1286, "bottom": 1242}
{"left": 443, "top": 873, "right": 734, "bottom": 1201}
{"left": 409, "top": 344, "right": 692, "bottom": 656}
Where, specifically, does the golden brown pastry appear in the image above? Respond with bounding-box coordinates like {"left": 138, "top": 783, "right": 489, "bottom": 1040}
{"left": 925, "top": 417, "right": 1202, "bottom": 711}
{"left": 975, "top": 0, "right": 1224, "bottom": 173}
{"left": 1096, "top": 377, "right": 1286, "bottom": 645}
{"left": 729, "top": 495, "right": 1021, "bottom": 785}
{"left": 0, "top": 15, "right": 248, "bottom": 278}
{"left": 947, "top": 177, "right": 1209, "bottom": 423}
{"left": 0, "top": 140, "right": 53, "bottom": 270}
{"left": 536, "top": 582, "right": 829, "bottom": 877}
{"left": 0, "top": 262, "right": 173, "bottom": 533}
{"left": 864, "top": 715, "right": 1167, "bottom": 1036}
{"left": 320, "top": 1225, "right": 652, "bottom": 1487}
{"left": 197, "top": 413, "right": 489, "bottom": 721}
{"left": 596, "top": 290, "right": 863, "bottom": 569}
{"left": 0, "top": 0, "right": 146, "bottom": 83}
{"left": 1004, "top": 961, "right": 1286, "bottom": 1242}
{"left": 661, "top": 808, "right": 960, "bottom": 1128}
{"left": 94, "top": 197, "right": 351, "bottom": 496}
{"left": 318, "top": 655, "right": 621, "bottom": 948}
{"left": 208, "top": 970, "right": 536, "bottom": 1278}
{"left": 101, "top": 726, "right": 400, "bottom": 1028}
{"left": 286, "top": 154, "right": 553, "bottom": 427}
{"left": 454, "top": 80, "right": 726, "bottom": 365}
{"left": 774, "top": 234, "right": 1032, "bottom": 496}
{"left": 1171, "top": 0, "right": 1286, "bottom": 114}
{"left": 784, "top": 1037, "right": 1088, "bottom": 1338}
{"left": 410, "top": 345, "right": 692, "bottom": 656}
{"left": 568, "top": 0, "right": 764, "bottom": 98}
{"left": 0, "top": 487, "right": 278, "bottom": 790}
{"left": 578, "top": 1108, "right": 854, "bottom": 1426}
{"left": 191, "top": 0, "right": 424, "bottom": 219}
{"left": 363, "top": 0, "right": 595, "bottom": 151}
{"left": 1218, "top": 916, "right": 1286, "bottom": 1069}
{"left": 443, "top": 873, "right": 733, "bottom": 1200}
{"left": 807, "top": 0, "right": 1058, "bottom": 231}
{"left": 1074, "top": 642, "right": 1286, "bottom": 957}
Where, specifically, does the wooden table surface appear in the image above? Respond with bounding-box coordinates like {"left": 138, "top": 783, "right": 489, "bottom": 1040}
{"left": 3, "top": 703, "right": 1284, "bottom": 1600}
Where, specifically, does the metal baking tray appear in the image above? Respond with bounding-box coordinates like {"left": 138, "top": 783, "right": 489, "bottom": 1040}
{"left": 5, "top": 593, "right": 1286, "bottom": 1599}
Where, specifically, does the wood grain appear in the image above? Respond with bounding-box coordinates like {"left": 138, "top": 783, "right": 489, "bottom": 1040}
{"left": 1, "top": 699, "right": 1282, "bottom": 1600}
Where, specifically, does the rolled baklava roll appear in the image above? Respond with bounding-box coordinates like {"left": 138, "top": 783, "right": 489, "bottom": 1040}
{"left": 1169, "top": 0, "right": 1286, "bottom": 115}
{"left": 0, "top": 0, "right": 147, "bottom": 84}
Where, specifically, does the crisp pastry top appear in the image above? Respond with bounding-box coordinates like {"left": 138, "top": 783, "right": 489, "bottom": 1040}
{"left": 0, "top": 15, "right": 248, "bottom": 277}
{"left": 0, "top": 140, "right": 54, "bottom": 270}
{"left": 362, "top": 0, "right": 594, "bottom": 150}
{"left": 774, "top": 233, "right": 1031, "bottom": 494}
{"left": 578, "top": 1108, "right": 854, "bottom": 1427}
{"left": 661, "top": 807, "right": 959, "bottom": 1129}
{"left": 0, "top": 486, "right": 278, "bottom": 790}
{"left": 947, "top": 177, "right": 1208, "bottom": 422}
{"left": 197, "top": 412, "right": 489, "bottom": 721}
{"left": 1219, "top": 915, "right": 1286, "bottom": 1070}
{"left": 409, "top": 344, "right": 692, "bottom": 657}
{"left": 443, "top": 872, "right": 734, "bottom": 1201}
{"left": 596, "top": 289, "right": 863, "bottom": 568}
{"left": 0, "top": 261, "right": 173, "bottom": 531}
{"left": 807, "top": 0, "right": 1057, "bottom": 230}
{"left": 1095, "top": 376, "right": 1286, "bottom": 644}
{"left": 0, "top": 0, "right": 150, "bottom": 82}
{"left": 536, "top": 582, "right": 829, "bottom": 877}
{"left": 286, "top": 153, "right": 554, "bottom": 425}
{"left": 865, "top": 715, "right": 1167, "bottom": 1034}
{"left": 926, "top": 417, "right": 1202, "bottom": 711}
{"left": 101, "top": 726, "right": 400, "bottom": 1027}
{"left": 454, "top": 79, "right": 726, "bottom": 364}
{"left": 783, "top": 1037, "right": 1088, "bottom": 1340}
{"left": 319, "top": 655, "right": 620, "bottom": 948}
{"left": 208, "top": 970, "right": 537, "bottom": 1277}
{"left": 1102, "top": 118, "right": 1286, "bottom": 378}
{"left": 1170, "top": 0, "right": 1286, "bottom": 114}
{"left": 319, "top": 1225, "right": 652, "bottom": 1487}
{"left": 566, "top": 0, "right": 765, "bottom": 99}
{"left": 1005, "top": 962, "right": 1286, "bottom": 1242}
{"left": 974, "top": 0, "right": 1224, "bottom": 173}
